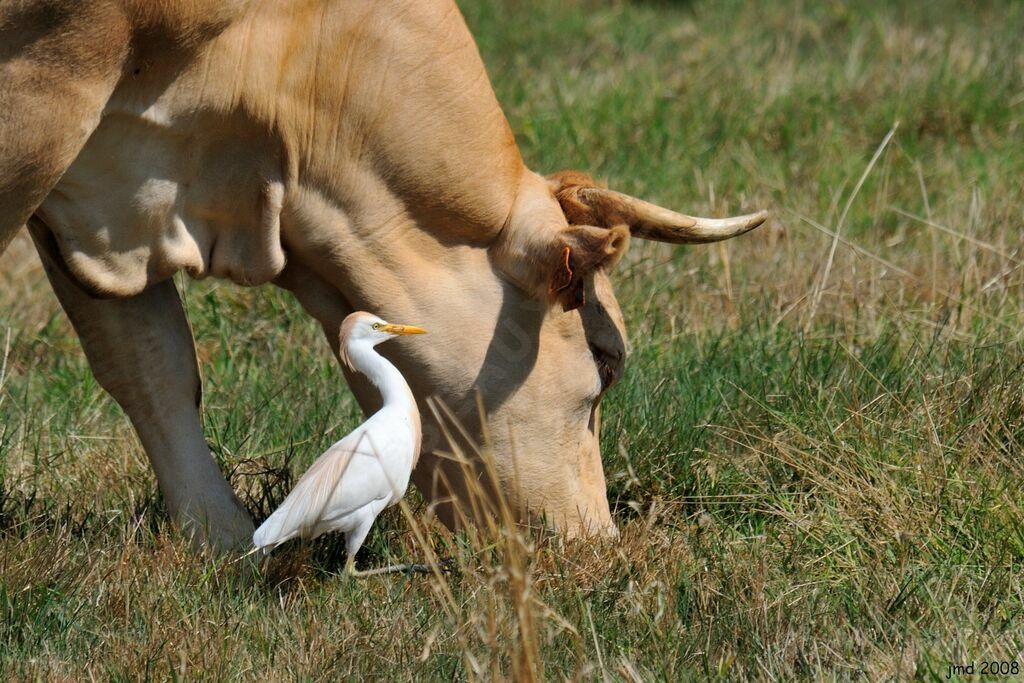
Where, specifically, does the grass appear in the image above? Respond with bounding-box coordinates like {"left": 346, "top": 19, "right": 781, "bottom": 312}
{"left": 2, "top": 0, "right": 1024, "bottom": 678}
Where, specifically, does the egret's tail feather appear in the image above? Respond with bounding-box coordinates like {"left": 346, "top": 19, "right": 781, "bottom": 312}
{"left": 252, "top": 442, "right": 360, "bottom": 550}
{"left": 252, "top": 509, "right": 299, "bottom": 550}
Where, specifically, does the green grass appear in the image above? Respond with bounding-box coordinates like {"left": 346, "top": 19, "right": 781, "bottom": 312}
{"left": 2, "top": 0, "right": 1024, "bottom": 679}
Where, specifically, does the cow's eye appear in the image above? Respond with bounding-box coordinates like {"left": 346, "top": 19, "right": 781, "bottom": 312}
{"left": 589, "top": 344, "right": 622, "bottom": 392}
{"left": 594, "top": 356, "right": 614, "bottom": 391}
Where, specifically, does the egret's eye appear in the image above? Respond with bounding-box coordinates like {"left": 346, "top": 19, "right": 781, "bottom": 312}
{"left": 371, "top": 322, "right": 382, "bottom": 330}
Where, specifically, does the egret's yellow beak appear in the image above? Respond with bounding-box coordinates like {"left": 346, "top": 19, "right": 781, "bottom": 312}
{"left": 383, "top": 323, "right": 427, "bottom": 335}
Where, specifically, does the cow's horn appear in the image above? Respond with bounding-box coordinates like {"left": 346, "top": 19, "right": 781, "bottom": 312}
{"left": 570, "top": 186, "right": 768, "bottom": 244}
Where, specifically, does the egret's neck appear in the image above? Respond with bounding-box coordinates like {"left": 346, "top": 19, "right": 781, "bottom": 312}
{"left": 347, "top": 341, "right": 416, "bottom": 411}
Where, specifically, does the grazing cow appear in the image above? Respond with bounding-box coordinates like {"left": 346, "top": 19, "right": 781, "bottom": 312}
{"left": 0, "top": 0, "right": 766, "bottom": 550}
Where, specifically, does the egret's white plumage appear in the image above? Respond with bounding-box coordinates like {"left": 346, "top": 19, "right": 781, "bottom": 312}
{"left": 253, "top": 311, "right": 426, "bottom": 574}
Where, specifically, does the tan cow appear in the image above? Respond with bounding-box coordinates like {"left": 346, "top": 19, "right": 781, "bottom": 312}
{"left": 0, "top": 0, "right": 766, "bottom": 550}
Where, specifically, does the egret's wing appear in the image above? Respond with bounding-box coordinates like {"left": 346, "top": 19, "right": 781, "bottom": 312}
{"left": 253, "top": 427, "right": 394, "bottom": 550}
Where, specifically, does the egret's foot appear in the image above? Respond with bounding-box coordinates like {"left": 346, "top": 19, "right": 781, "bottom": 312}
{"left": 346, "top": 558, "right": 456, "bottom": 577}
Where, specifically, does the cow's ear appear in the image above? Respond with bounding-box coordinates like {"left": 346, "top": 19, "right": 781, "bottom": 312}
{"left": 490, "top": 171, "right": 634, "bottom": 310}
{"left": 549, "top": 224, "right": 629, "bottom": 311}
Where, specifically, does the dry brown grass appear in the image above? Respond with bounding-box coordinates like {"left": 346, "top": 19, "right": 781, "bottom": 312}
{"left": 3, "top": 0, "right": 1024, "bottom": 679}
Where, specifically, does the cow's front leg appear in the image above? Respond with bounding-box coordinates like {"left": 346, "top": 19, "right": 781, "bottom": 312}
{"left": 29, "top": 224, "right": 254, "bottom": 552}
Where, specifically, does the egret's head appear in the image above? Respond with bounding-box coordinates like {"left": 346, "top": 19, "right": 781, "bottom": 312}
{"left": 339, "top": 311, "right": 426, "bottom": 368}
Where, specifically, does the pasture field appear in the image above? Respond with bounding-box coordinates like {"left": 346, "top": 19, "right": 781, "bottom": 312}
{"left": 2, "top": 0, "right": 1023, "bottom": 679}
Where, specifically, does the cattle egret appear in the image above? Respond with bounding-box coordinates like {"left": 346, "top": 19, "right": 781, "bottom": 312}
{"left": 253, "top": 311, "right": 430, "bottom": 575}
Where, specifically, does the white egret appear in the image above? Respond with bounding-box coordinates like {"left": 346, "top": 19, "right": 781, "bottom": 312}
{"left": 252, "top": 311, "right": 433, "bottom": 576}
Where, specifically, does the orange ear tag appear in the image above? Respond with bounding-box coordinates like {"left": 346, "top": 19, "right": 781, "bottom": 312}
{"left": 549, "top": 245, "right": 574, "bottom": 294}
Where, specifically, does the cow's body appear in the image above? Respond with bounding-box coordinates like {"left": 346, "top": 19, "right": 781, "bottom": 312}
{"left": 39, "top": 1, "right": 520, "bottom": 296}
{"left": 1, "top": 0, "right": 765, "bottom": 550}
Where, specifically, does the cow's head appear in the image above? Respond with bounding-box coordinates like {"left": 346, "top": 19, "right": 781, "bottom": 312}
{"left": 443, "top": 169, "right": 767, "bottom": 536}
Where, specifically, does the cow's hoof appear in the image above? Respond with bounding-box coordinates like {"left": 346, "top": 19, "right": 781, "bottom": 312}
{"left": 174, "top": 493, "right": 255, "bottom": 555}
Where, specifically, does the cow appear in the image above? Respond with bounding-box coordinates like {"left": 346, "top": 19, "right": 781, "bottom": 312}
{"left": 0, "top": 0, "right": 766, "bottom": 551}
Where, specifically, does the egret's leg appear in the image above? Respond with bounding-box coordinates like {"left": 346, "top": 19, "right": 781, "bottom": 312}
{"left": 29, "top": 224, "right": 254, "bottom": 553}
{"left": 343, "top": 515, "right": 376, "bottom": 577}
{"left": 342, "top": 510, "right": 454, "bottom": 577}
